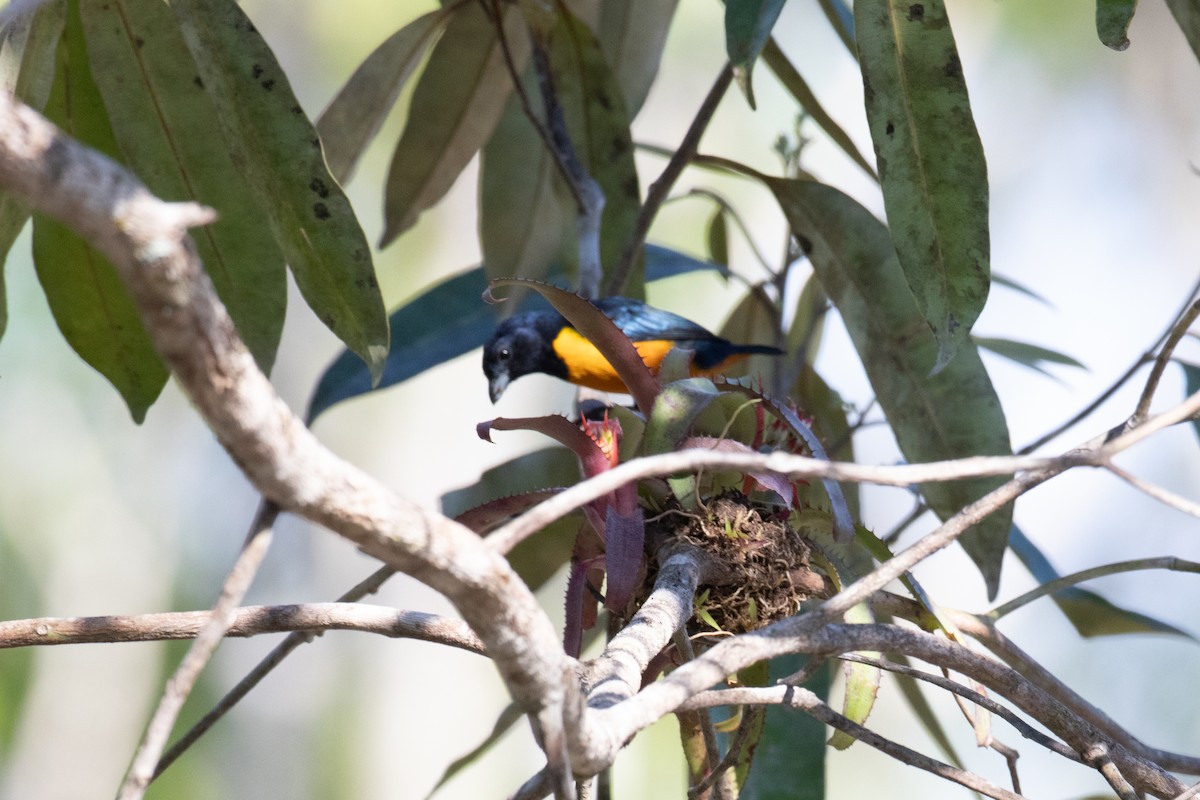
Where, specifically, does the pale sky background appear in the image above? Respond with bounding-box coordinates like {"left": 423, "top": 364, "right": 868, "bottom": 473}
{"left": 1, "top": 1, "right": 1200, "bottom": 799}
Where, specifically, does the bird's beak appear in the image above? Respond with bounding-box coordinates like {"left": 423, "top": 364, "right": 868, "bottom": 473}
{"left": 488, "top": 373, "right": 509, "bottom": 403}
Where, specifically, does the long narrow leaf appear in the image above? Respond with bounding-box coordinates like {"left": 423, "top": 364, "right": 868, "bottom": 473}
{"left": 306, "top": 267, "right": 495, "bottom": 423}
{"left": 770, "top": 178, "right": 1012, "bottom": 597}
{"left": 855, "top": 0, "right": 990, "bottom": 373}
{"left": 0, "top": 2, "right": 63, "bottom": 341}
{"left": 761, "top": 39, "right": 877, "bottom": 180}
{"left": 549, "top": 6, "right": 642, "bottom": 291}
{"left": 480, "top": 71, "right": 570, "bottom": 285}
{"left": 81, "top": 0, "right": 287, "bottom": 373}
{"left": 1164, "top": 0, "right": 1200, "bottom": 64}
{"left": 725, "top": 0, "right": 787, "bottom": 107}
{"left": 597, "top": 0, "right": 679, "bottom": 115}
{"left": 1008, "top": 526, "right": 1192, "bottom": 639}
{"left": 317, "top": 8, "right": 451, "bottom": 185}
{"left": 171, "top": 0, "right": 389, "bottom": 381}
{"left": 381, "top": 3, "right": 526, "bottom": 245}
{"left": 35, "top": 1, "right": 167, "bottom": 422}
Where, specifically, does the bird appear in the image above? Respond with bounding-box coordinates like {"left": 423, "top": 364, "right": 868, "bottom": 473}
{"left": 483, "top": 296, "right": 783, "bottom": 402}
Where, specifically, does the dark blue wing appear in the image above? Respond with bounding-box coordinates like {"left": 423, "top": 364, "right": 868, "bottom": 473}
{"left": 593, "top": 296, "right": 718, "bottom": 343}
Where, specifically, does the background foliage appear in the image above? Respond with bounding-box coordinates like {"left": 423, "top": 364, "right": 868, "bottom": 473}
{"left": 0, "top": 0, "right": 1199, "bottom": 798}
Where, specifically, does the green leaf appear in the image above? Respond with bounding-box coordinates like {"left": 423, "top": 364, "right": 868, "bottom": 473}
{"left": 724, "top": 0, "right": 787, "bottom": 108}
{"left": 854, "top": 0, "right": 990, "bottom": 373}
{"left": 1184, "top": 362, "right": 1200, "bottom": 445}
{"left": 480, "top": 72, "right": 571, "bottom": 285}
{"left": 993, "top": 272, "right": 1052, "bottom": 306}
{"left": 306, "top": 267, "right": 495, "bottom": 423}
{"left": 719, "top": 285, "right": 782, "bottom": 384}
{"left": 706, "top": 206, "right": 730, "bottom": 268}
{"left": 0, "top": 1, "right": 64, "bottom": 341}
{"left": 0, "top": 534, "right": 40, "bottom": 755}
{"left": 36, "top": 2, "right": 168, "bottom": 423}
{"left": 549, "top": 7, "right": 643, "bottom": 292}
{"left": 975, "top": 336, "right": 1085, "bottom": 379}
{"left": 317, "top": 8, "right": 450, "bottom": 185}
{"left": 790, "top": 366, "right": 859, "bottom": 519}
{"left": 741, "top": 655, "right": 829, "bottom": 800}
{"left": 644, "top": 243, "right": 730, "bottom": 281}
{"left": 761, "top": 39, "right": 878, "bottom": 180}
{"left": 770, "top": 178, "right": 1012, "bottom": 597}
{"left": 1008, "top": 526, "right": 1193, "bottom": 639}
{"left": 828, "top": 603, "right": 880, "bottom": 750}
{"left": 381, "top": 3, "right": 525, "bottom": 245}
{"left": 1096, "top": 0, "right": 1139, "bottom": 50}
{"left": 597, "top": 0, "right": 679, "bottom": 115}
{"left": 1164, "top": 0, "right": 1200, "bottom": 64}
{"left": 642, "top": 378, "right": 719, "bottom": 456}
{"left": 81, "top": 0, "right": 286, "bottom": 374}
{"left": 171, "top": 0, "right": 388, "bottom": 382}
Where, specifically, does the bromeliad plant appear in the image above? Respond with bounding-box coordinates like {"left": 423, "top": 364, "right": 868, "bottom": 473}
{"left": 466, "top": 278, "right": 896, "bottom": 784}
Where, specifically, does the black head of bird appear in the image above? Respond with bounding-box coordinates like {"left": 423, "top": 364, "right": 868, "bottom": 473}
{"left": 482, "top": 311, "right": 567, "bottom": 403}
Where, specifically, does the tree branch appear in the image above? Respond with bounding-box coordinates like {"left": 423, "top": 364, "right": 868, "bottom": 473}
{"left": 0, "top": 89, "right": 573, "bottom": 786}
{"left": 0, "top": 601, "right": 485, "bottom": 654}
{"left": 680, "top": 685, "right": 1027, "bottom": 800}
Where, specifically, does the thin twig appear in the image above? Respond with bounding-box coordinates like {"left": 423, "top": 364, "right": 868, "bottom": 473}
{"left": 0, "top": 601, "right": 486, "bottom": 654}
{"left": 528, "top": 29, "right": 604, "bottom": 299}
{"left": 680, "top": 685, "right": 1028, "bottom": 800}
{"left": 154, "top": 566, "right": 402, "bottom": 778}
{"left": 1020, "top": 275, "right": 1200, "bottom": 454}
{"left": 118, "top": 501, "right": 278, "bottom": 799}
{"left": 1105, "top": 462, "right": 1200, "bottom": 519}
{"left": 1132, "top": 297, "right": 1200, "bottom": 424}
{"left": 606, "top": 63, "right": 735, "bottom": 296}
{"left": 484, "top": 0, "right": 580, "bottom": 208}
{"left": 837, "top": 653, "right": 1082, "bottom": 763}
{"left": 987, "top": 555, "right": 1200, "bottom": 621}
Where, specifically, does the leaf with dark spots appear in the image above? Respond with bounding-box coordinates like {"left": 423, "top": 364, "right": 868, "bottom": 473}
{"left": 172, "top": 0, "right": 389, "bottom": 382}
{"left": 854, "top": 0, "right": 990, "bottom": 374}
{"left": 768, "top": 178, "right": 1012, "bottom": 597}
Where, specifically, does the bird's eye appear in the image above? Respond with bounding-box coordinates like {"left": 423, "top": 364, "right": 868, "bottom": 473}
{"left": 498, "top": 347, "right": 511, "bottom": 362}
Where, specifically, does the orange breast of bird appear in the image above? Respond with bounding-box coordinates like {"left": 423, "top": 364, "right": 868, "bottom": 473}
{"left": 551, "top": 327, "right": 749, "bottom": 393}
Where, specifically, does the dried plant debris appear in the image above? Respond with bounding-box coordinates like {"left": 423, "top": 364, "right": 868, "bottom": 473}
{"left": 645, "top": 493, "right": 834, "bottom": 635}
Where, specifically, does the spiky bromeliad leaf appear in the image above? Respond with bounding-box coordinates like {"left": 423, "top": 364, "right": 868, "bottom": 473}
{"left": 770, "top": 178, "right": 1012, "bottom": 598}
{"left": 855, "top": 0, "right": 990, "bottom": 374}
{"left": 35, "top": 1, "right": 168, "bottom": 422}
{"left": 81, "top": 0, "right": 286, "bottom": 374}
{"left": 171, "top": 0, "right": 389, "bottom": 382}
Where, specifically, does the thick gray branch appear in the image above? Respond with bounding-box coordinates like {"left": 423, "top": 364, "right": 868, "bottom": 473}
{"left": 0, "top": 93, "right": 569, "bottom": 729}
